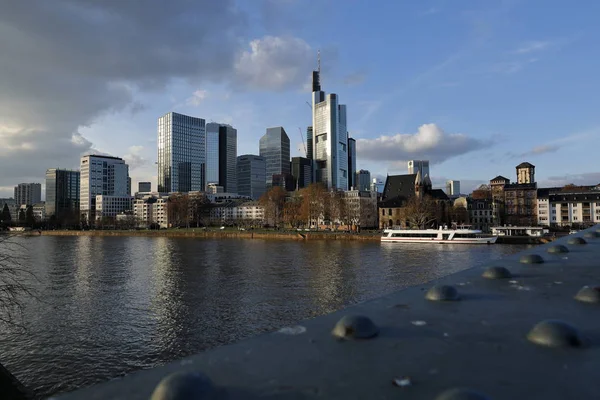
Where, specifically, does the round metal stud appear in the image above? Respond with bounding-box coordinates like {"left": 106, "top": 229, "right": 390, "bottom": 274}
{"left": 574, "top": 286, "right": 600, "bottom": 304}
{"left": 584, "top": 231, "right": 600, "bottom": 239}
{"left": 482, "top": 266, "right": 512, "bottom": 279}
{"left": 547, "top": 245, "right": 569, "bottom": 254}
{"left": 520, "top": 254, "right": 544, "bottom": 264}
{"left": 332, "top": 315, "right": 379, "bottom": 339}
{"left": 435, "top": 388, "right": 491, "bottom": 400}
{"left": 567, "top": 237, "right": 587, "bottom": 245}
{"left": 527, "top": 320, "right": 584, "bottom": 348}
{"left": 425, "top": 285, "right": 460, "bottom": 301}
{"left": 150, "top": 371, "right": 220, "bottom": 400}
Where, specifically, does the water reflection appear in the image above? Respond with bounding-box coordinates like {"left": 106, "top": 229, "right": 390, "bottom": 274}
{"left": 0, "top": 236, "right": 529, "bottom": 398}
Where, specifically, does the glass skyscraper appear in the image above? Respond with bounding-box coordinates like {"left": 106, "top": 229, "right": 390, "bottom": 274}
{"left": 347, "top": 137, "right": 356, "bottom": 189}
{"left": 259, "top": 127, "right": 290, "bottom": 187}
{"left": 157, "top": 112, "right": 205, "bottom": 193}
{"left": 205, "top": 123, "right": 220, "bottom": 188}
{"left": 80, "top": 155, "right": 129, "bottom": 222}
{"left": 237, "top": 155, "right": 266, "bottom": 200}
{"left": 45, "top": 169, "right": 80, "bottom": 220}
{"left": 218, "top": 124, "right": 237, "bottom": 193}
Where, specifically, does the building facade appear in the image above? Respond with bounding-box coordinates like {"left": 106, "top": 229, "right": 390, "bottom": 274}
{"left": 133, "top": 193, "right": 169, "bottom": 228}
{"left": 45, "top": 169, "right": 80, "bottom": 221}
{"left": 14, "top": 183, "right": 41, "bottom": 206}
{"left": 407, "top": 160, "right": 430, "bottom": 177}
{"left": 157, "top": 112, "right": 205, "bottom": 193}
{"left": 311, "top": 67, "right": 349, "bottom": 190}
{"left": 218, "top": 124, "right": 237, "bottom": 193}
{"left": 80, "top": 155, "right": 129, "bottom": 223}
{"left": 95, "top": 196, "right": 133, "bottom": 219}
{"left": 468, "top": 198, "right": 493, "bottom": 232}
{"left": 236, "top": 155, "right": 266, "bottom": 200}
{"left": 138, "top": 182, "right": 151, "bottom": 193}
{"left": 344, "top": 190, "right": 378, "bottom": 229}
{"left": 347, "top": 137, "right": 356, "bottom": 189}
{"left": 259, "top": 127, "right": 291, "bottom": 187}
{"left": 291, "top": 157, "right": 313, "bottom": 190}
{"left": 356, "top": 170, "right": 371, "bottom": 192}
{"left": 446, "top": 180, "right": 461, "bottom": 197}
{"left": 536, "top": 186, "right": 600, "bottom": 227}
{"left": 205, "top": 123, "right": 221, "bottom": 188}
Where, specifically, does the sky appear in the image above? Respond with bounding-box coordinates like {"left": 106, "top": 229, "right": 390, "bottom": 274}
{"left": 1, "top": 0, "right": 600, "bottom": 198}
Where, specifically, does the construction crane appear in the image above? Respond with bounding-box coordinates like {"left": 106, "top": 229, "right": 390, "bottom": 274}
{"left": 298, "top": 127, "right": 307, "bottom": 157}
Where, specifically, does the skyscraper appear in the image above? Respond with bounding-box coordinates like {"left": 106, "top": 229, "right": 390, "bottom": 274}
{"left": 347, "top": 137, "right": 356, "bottom": 189}
{"left": 157, "top": 112, "right": 205, "bottom": 193}
{"left": 80, "top": 155, "right": 129, "bottom": 222}
{"left": 45, "top": 169, "right": 80, "bottom": 220}
{"left": 138, "top": 182, "right": 151, "bottom": 193}
{"left": 205, "top": 123, "right": 221, "bottom": 188}
{"left": 259, "top": 127, "right": 291, "bottom": 187}
{"left": 407, "top": 160, "right": 430, "bottom": 177}
{"left": 356, "top": 170, "right": 371, "bottom": 191}
{"left": 237, "top": 155, "right": 266, "bottom": 200}
{"left": 291, "top": 157, "right": 313, "bottom": 189}
{"left": 446, "top": 180, "right": 461, "bottom": 196}
{"left": 14, "top": 183, "right": 41, "bottom": 206}
{"left": 311, "top": 59, "right": 348, "bottom": 190}
{"left": 218, "top": 124, "right": 237, "bottom": 193}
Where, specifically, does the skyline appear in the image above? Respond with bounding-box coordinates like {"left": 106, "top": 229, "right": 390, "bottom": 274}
{"left": 1, "top": 0, "right": 600, "bottom": 198}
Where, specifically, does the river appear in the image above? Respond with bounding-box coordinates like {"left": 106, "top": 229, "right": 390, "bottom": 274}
{"left": 0, "top": 236, "right": 529, "bottom": 397}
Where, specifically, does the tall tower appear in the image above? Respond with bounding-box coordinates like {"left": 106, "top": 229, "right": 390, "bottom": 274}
{"left": 259, "top": 127, "right": 291, "bottom": 187}
{"left": 218, "top": 124, "right": 238, "bottom": 193}
{"left": 516, "top": 162, "right": 535, "bottom": 184}
{"left": 80, "top": 155, "right": 129, "bottom": 222}
{"left": 311, "top": 52, "right": 349, "bottom": 190}
{"left": 347, "top": 137, "right": 356, "bottom": 189}
{"left": 157, "top": 112, "right": 205, "bottom": 192}
{"left": 407, "top": 160, "right": 430, "bottom": 177}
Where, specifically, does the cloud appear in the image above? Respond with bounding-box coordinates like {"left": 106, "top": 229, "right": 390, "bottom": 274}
{"left": 514, "top": 40, "right": 553, "bottom": 54}
{"left": 186, "top": 90, "right": 209, "bottom": 106}
{"left": 343, "top": 70, "right": 367, "bottom": 86}
{"left": 518, "top": 144, "right": 560, "bottom": 157}
{"left": 541, "top": 172, "right": 600, "bottom": 188}
{"left": 356, "top": 123, "right": 490, "bottom": 164}
{"left": 233, "top": 36, "right": 314, "bottom": 91}
{"left": 492, "top": 58, "right": 538, "bottom": 74}
{"left": 123, "top": 146, "right": 149, "bottom": 170}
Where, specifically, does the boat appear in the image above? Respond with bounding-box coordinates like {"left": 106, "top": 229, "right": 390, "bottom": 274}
{"left": 381, "top": 225, "right": 497, "bottom": 244}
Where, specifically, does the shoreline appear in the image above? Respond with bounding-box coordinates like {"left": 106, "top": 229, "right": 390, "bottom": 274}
{"left": 34, "top": 229, "right": 552, "bottom": 244}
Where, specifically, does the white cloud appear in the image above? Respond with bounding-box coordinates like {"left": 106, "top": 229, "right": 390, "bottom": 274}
{"left": 123, "top": 145, "right": 148, "bottom": 170}
{"left": 186, "top": 90, "right": 209, "bottom": 106}
{"left": 514, "top": 40, "right": 552, "bottom": 54}
{"left": 492, "top": 58, "right": 537, "bottom": 74}
{"left": 541, "top": 172, "right": 600, "bottom": 188}
{"left": 234, "top": 36, "right": 314, "bottom": 91}
{"left": 356, "top": 123, "right": 489, "bottom": 164}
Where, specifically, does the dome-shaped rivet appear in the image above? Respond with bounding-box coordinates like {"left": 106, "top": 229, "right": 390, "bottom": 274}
{"left": 482, "top": 266, "right": 512, "bottom": 279}
{"left": 150, "top": 372, "right": 220, "bottom": 400}
{"left": 425, "top": 285, "right": 460, "bottom": 301}
{"left": 584, "top": 231, "right": 600, "bottom": 239}
{"left": 567, "top": 237, "right": 587, "bottom": 245}
{"left": 574, "top": 286, "right": 600, "bottom": 304}
{"left": 434, "top": 388, "right": 491, "bottom": 400}
{"left": 332, "top": 315, "right": 379, "bottom": 339}
{"left": 547, "top": 245, "right": 569, "bottom": 254}
{"left": 527, "top": 320, "right": 585, "bottom": 348}
{"left": 520, "top": 254, "right": 544, "bottom": 264}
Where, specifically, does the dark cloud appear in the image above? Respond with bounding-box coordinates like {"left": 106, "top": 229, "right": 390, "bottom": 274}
{"left": 357, "top": 123, "right": 490, "bottom": 164}
{"left": 542, "top": 172, "right": 600, "bottom": 187}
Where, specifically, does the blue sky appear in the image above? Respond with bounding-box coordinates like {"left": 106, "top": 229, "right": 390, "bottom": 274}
{"left": 1, "top": 0, "right": 599, "bottom": 197}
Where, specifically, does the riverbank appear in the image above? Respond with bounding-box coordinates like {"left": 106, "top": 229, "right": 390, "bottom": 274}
{"left": 37, "top": 229, "right": 553, "bottom": 244}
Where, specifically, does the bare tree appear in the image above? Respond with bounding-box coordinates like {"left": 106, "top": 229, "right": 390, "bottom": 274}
{"left": 300, "top": 183, "right": 326, "bottom": 229}
{"left": 404, "top": 195, "right": 438, "bottom": 229}
{"left": 168, "top": 193, "right": 190, "bottom": 228}
{"left": 189, "top": 192, "right": 210, "bottom": 227}
{"left": 259, "top": 186, "right": 287, "bottom": 227}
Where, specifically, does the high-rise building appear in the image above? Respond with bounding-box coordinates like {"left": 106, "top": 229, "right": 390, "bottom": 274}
{"left": 80, "top": 155, "right": 130, "bottom": 222}
{"left": 356, "top": 170, "right": 371, "bottom": 191}
{"left": 205, "top": 123, "right": 221, "bottom": 188}
{"left": 138, "top": 182, "right": 151, "bottom": 193}
{"left": 306, "top": 127, "right": 313, "bottom": 160}
{"left": 291, "top": 157, "right": 313, "bottom": 189}
{"left": 446, "top": 180, "right": 461, "bottom": 196}
{"left": 311, "top": 61, "right": 349, "bottom": 190}
{"left": 218, "top": 124, "right": 237, "bottom": 193}
{"left": 407, "top": 160, "right": 430, "bottom": 177}
{"left": 347, "top": 137, "right": 356, "bottom": 189}
{"left": 14, "top": 183, "right": 41, "bottom": 206}
{"left": 259, "top": 127, "right": 291, "bottom": 187}
{"left": 157, "top": 112, "right": 205, "bottom": 193}
{"left": 236, "top": 155, "right": 266, "bottom": 200}
{"left": 45, "top": 169, "right": 80, "bottom": 220}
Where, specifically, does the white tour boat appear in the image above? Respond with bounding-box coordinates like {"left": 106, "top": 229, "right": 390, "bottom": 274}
{"left": 381, "top": 226, "right": 497, "bottom": 244}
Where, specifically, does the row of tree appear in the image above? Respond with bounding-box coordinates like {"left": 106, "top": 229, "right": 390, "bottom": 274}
{"left": 0, "top": 204, "right": 37, "bottom": 228}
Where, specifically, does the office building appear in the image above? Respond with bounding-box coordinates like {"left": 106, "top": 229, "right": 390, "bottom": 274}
{"left": 218, "top": 124, "right": 237, "bottom": 193}
{"left": 237, "top": 155, "right": 266, "bottom": 200}
{"left": 306, "top": 127, "right": 313, "bottom": 160}
{"left": 138, "top": 182, "right": 151, "bottom": 193}
{"left": 80, "top": 155, "right": 130, "bottom": 222}
{"left": 311, "top": 61, "right": 349, "bottom": 190}
{"left": 272, "top": 173, "right": 295, "bottom": 192}
{"left": 133, "top": 193, "right": 170, "bottom": 229}
{"left": 45, "top": 169, "right": 80, "bottom": 221}
{"left": 446, "top": 180, "right": 461, "bottom": 196}
{"left": 14, "top": 183, "right": 41, "bottom": 206}
{"left": 157, "top": 112, "right": 205, "bottom": 193}
{"left": 291, "top": 157, "right": 313, "bottom": 189}
{"left": 356, "top": 170, "right": 371, "bottom": 191}
{"left": 347, "top": 138, "right": 356, "bottom": 189}
{"left": 407, "top": 160, "right": 430, "bottom": 177}
{"left": 96, "top": 196, "right": 133, "bottom": 219}
{"left": 205, "top": 123, "right": 220, "bottom": 188}
{"left": 259, "top": 127, "right": 291, "bottom": 187}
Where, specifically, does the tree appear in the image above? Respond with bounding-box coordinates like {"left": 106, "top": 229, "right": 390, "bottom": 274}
{"left": 168, "top": 193, "right": 190, "bottom": 228}
{"left": 259, "top": 186, "right": 287, "bottom": 227}
{"left": 25, "top": 206, "right": 35, "bottom": 228}
{"left": 0, "top": 204, "right": 11, "bottom": 225}
{"left": 283, "top": 195, "right": 303, "bottom": 228}
{"left": 300, "top": 183, "right": 326, "bottom": 229}
{"left": 189, "top": 192, "right": 211, "bottom": 227}
{"left": 18, "top": 209, "right": 25, "bottom": 224}
{"left": 403, "top": 195, "right": 437, "bottom": 229}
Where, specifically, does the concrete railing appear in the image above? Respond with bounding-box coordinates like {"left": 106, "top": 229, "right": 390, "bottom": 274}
{"left": 41, "top": 225, "right": 600, "bottom": 399}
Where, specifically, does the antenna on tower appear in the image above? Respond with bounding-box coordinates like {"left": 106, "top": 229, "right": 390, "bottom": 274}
{"left": 317, "top": 49, "right": 321, "bottom": 73}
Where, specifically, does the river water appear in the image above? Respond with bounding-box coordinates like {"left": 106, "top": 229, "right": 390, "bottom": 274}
{"left": 0, "top": 236, "right": 529, "bottom": 397}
